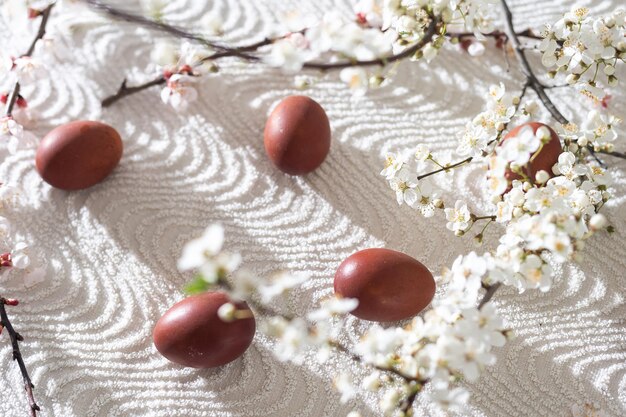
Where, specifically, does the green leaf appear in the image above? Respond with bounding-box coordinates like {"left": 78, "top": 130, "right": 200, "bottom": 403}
{"left": 183, "top": 275, "right": 210, "bottom": 295}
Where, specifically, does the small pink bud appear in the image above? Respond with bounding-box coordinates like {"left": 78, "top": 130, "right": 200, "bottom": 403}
{"left": 163, "top": 69, "right": 173, "bottom": 80}
{"left": 356, "top": 12, "right": 367, "bottom": 25}
{"left": 28, "top": 8, "right": 42, "bottom": 19}
{"left": 179, "top": 64, "right": 193, "bottom": 75}
{"left": 4, "top": 299, "right": 19, "bottom": 306}
{"left": 0, "top": 253, "right": 12, "bottom": 267}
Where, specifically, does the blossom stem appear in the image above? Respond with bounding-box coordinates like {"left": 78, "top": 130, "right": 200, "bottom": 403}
{"left": 448, "top": 29, "right": 542, "bottom": 42}
{"left": 500, "top": 0, "right": 568, "bottom": 125}
{"left": 0, "top": 5, "right": 55, "bottom": 415}
{"left": 4, "top": 4, "right": 54, "bottom": 117}
{"left": 478, "top": 283, "right": 502, "bottom": 309}
{"left": 102, "top": 77, "right": 166, "bottom": 108}
{"left": 88, "top": 0, "right": 440, "bottom": 105}
{"left": 417, "top": 157, "right": 473, "bottom": 180}
{"left": 0, "top": 298, "right": 40, "bottom": 417}
{"left": 5, "top": 83, "right": 21, "bottom": 118}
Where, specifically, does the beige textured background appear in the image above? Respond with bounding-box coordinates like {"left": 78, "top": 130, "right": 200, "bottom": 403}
{"left": 0, "top": 0, "right": 625, "bottom": 416}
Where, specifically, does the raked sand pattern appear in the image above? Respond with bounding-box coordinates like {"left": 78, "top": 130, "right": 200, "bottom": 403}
{"left": 0, "top": 0, "right": 625, "bottom": 416}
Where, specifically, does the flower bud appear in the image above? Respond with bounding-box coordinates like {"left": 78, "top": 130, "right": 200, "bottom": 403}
{"left": 433, "top": 198, "right": 444, "bottom": 209}
{"left": 608, "top": 75, "right": 618, "bottom": 87}
{"left": 3, "top": 298, "right": 19, "bottom": 306}
{"left": 473, "top": 234, "right": 483, "bottom": 247}
{"left": 455, "top": 230, "right": 465, "bottom": 237}
{"left": 513, "top": 207, "right": 523, "bottom": 218}
{"left": 577, "top": 136, "right": 589, "bottom": 147}
{"left": 589, "top": 213, "right": 608, "bottom": 230}
{"left": 217, "top": 302, "right": 236, "bottom": 322}
{"left": 604, "top": 65, "right": 615, "bottom": 76}
{"left": 0, "top": 253, "right": 12, "bottom": 267}
{"left": 568, "top": 143, "right": 579, "bottom": 153}
{"left": 535, "top": 170, "right": 550, "bottom": 184}
{"left": 566, "top": 73, "right": 579, "bottom": 84}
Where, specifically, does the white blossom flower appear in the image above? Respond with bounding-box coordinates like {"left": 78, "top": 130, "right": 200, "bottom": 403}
{"left": 380, "top": 153, "right": 404, "bottom": 180}
{"left": 0, "top": 116, "right": 24, "bottom": 154}
{"left": 389, "top": 170, "right": 419, "bottom": 207}
{"left": 415, "top": 144, "right": 430, "bottom": 162}
{"left": 340, "top": 67, "right": 369, "bottom": 94}
{"left": 500, "top": 125, "right": 541, "bottom": 166}
{"left": 445, "top": 200, "right": 472, "bottom": 233}
{"left": 262, "top": 317, "right": 310, "bottom": 364}
{"left": 258, "top": 271, "right": 309, "bottom": 303}
{"left": 10, "top": 242, "right": 31, "bottom": 269}
{"left": 428, "top": 387, "right": 470, "bottom": 413}
{"left": 161, "top": 74, "right": 198, "bottom": 111}
{"left": 308, "top": 297, "right": 358, "bottom": 321}
{"left": 334, "top": 372, "right": 357, "bottom": 403}
{"left": 264, "top": 33, "right": 313, "bottom": 73}
{"left": 177, "top": 224, "right": 241, "bottom": 283}
{"left": 13, "top": 57, "right": 45, "bottom": 83}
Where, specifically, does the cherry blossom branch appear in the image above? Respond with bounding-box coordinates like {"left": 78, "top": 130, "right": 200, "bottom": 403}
{"left": 500, "top": 0, "right": 626, "bottom": 162}
{"left": 0, "top": 6, "right": 55, "bottom": 415}
{"left": 417, "top": 157, "right": 474, "bottom": 180}
{"left": 101, "top": 77, "right": 166, "bottom": 108}
{"left": 500, "top": 0, "right": 568, "bottom": 126}
{"left": 87, "top": 0, "right": 440, "bottom": 106}
{"left": 5, "top": 4, "right": 54, "bottom": 117}
{"left": 83, "top": 0, "right": 258, "bottom": 59}
{"left": 449, "top": 28, "right": 542, "bottom": 42}
{"left": 0, "top": 298, "right": 40, "bottom": 417}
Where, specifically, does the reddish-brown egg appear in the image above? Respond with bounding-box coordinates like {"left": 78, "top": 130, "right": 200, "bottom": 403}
{"left": 501, "top": 122, "right": 561, "bottom": 183}
{"left": 264, "top": 95, "right": 331, "bottom": 175}
{"left": 36, "top": 120, "right": 123, "bottom": 190}
{"left": 153, "top": 292, "right": 256, "bottom": 368}
{"left": 334, "top": 248, "right": 435, "bottom": 322}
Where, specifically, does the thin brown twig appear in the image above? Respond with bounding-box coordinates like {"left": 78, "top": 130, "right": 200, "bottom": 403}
{"left": 0, "top": 5, "right": 55, "bottom": 416}
{"left": 4, "top": 4, "right": 54, "bottom": 117}
{"left": 500, "top": 0, "right": 567, "bottom": 125}
{"left": 0, "top": 298, "right": 40, "bottom": 417}
{"left": 89, "top": 0, "right": 440, "bottom": 105}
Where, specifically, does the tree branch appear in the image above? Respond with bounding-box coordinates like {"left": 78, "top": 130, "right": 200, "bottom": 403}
{"left": 0, "top": 298, "right": 40, "bottom": 417}
{"left": 4, "top": 4, "right": 54, "bottom": 117}
{"left": 0, "top": 6, "right": 55, "bottom": 415}
{"left": 102, "top": 76, "right": 166, "bottom": 108}
{"left": 500, "top": 0, "right": 568, "bottom": 125}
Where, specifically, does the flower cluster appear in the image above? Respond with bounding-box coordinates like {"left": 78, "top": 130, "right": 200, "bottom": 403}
{"left": 179, "top": 223, "right": 359, "bottom": 365}
{"left": 540, "top": 7, "right": 626, "bottom": 99}
{"left": 345, "top": 252, "right": 508, "bottom": 414}
{"left": 383, "top": 0, "right": 497, "bottom": 59}
{"left": 263, "top": 0, "right": 500, "bottom": 92}
{"left": 457, "top": 83, "right": 521, "bottom": 158}
{"left": 181, "top": 224, "right": 510, "bottom": 415}
{"left": 558, "top": 110, "right": 621, "bottom": 154}
{"left": 150, "top": 42, "right": 218, "bottom": 111}
{"left": 385, "top": 81, "right": 618, "bottom": 296}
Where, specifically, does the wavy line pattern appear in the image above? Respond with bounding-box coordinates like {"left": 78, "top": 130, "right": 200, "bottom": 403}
{"left": 0, "top": 0, "right": 625, "bottom": 416}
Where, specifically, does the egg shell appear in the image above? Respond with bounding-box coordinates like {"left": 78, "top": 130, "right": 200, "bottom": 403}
{"left": 153, "top": 291, "right": 256, "bottom": 368}
{"left": 263, "top": 95, "right": 331, "bottom": 175}
{"left": 36, "top": 120, "right": 123, "bottom": 190}
{"left": 334, "top": 248, "right": 435, "bottom": 322}
{"left": 502, "top": 122, "right": 561, "bottom": 183}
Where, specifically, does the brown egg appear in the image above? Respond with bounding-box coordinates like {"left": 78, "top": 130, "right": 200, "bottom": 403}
{"left": 334, "top": 248, "right": 435, "bottom": 322}
{"left": 501, "top": 122, "right": 561, "bottom": 183}
{"left": 36, "top": 120, "right": 123, "bottom": 190}
{"left": 264, "top": 95, "right": 331, "bottom": 175}
{"left": 153, "top": 291, "right": 256, "bottom": 368}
